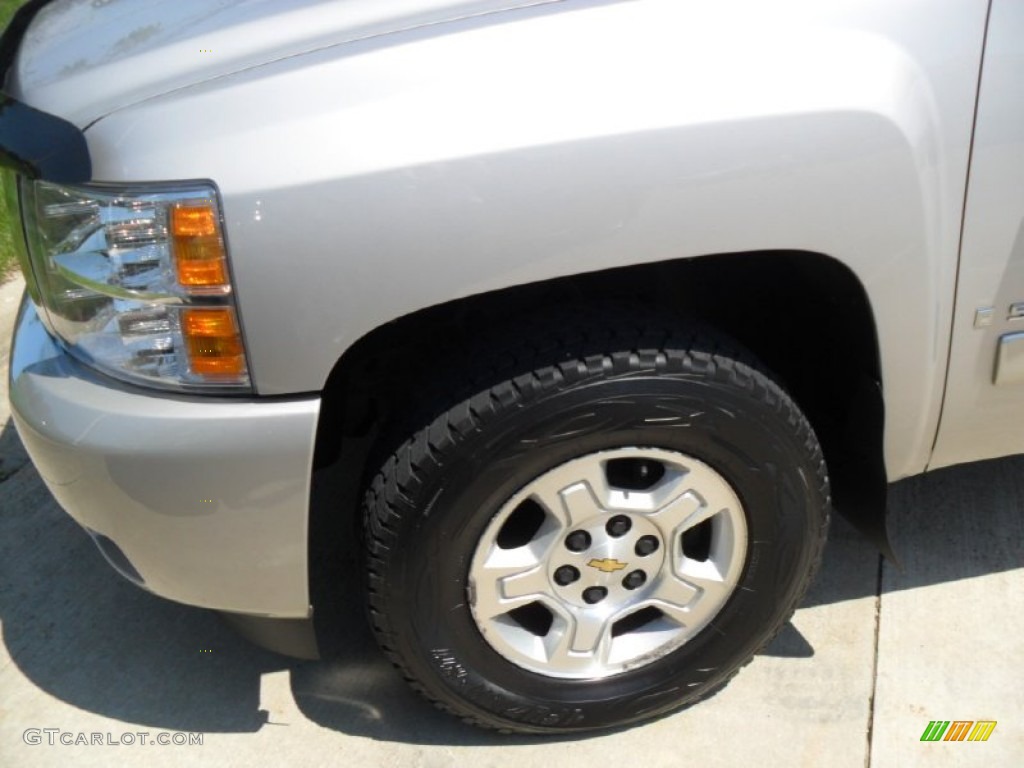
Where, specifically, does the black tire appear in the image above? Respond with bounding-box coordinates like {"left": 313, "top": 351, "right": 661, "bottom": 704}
{"left": 363, "top": 310, "right": 829, "bottom": 734}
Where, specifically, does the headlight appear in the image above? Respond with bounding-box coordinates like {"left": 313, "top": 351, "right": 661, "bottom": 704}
{"left": 19, "top": 179, "right": 250, "bottom": 392}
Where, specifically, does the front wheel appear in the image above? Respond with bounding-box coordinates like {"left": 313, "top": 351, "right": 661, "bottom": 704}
{"left": 363, "top": 317, "right": 829, "bottom": 733}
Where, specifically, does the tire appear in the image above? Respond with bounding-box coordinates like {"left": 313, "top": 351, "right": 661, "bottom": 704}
{"left": 362, "top": 310, "right": 830, "bottom": 734}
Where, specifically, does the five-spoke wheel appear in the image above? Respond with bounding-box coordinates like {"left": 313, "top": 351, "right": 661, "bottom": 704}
{"left": 362, "top": 315, "right": 829, "bottom": 733}
{"left": 470, "top": 448, "right": 746, "bottom": 678}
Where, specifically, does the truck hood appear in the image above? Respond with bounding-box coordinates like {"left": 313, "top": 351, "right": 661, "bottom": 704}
{"left": 9, "top": 0, "right": 559, "bottom": 128}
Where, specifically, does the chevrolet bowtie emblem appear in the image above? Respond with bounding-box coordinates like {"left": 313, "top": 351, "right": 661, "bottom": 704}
{"left": 587, "top": 558, "right": 628, "bottom": 573}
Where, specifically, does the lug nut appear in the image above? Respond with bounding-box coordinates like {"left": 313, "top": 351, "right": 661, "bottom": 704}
{"left": 635, "top": 535, "right": 660, "bottom": 556}
{"left": 606, "top": 515, "right": 632, "bottom": 537}
{"left": 565, "top": 530, "right": 592, "bottom": 552}
{"left": 554, "top": 565, "right": 580, "bottom": 586}
{"left": 622, "top": 570, "right": 647, "bottom": 590}
{"left": 582, "top": 586, "right": 608, "bottom": 604}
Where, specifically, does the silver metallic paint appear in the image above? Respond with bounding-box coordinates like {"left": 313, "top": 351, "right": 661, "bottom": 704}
{"left": 70, "top": 0, "right": 988, "bottom": 480}
{"left": 929, "top": 0, "right": 1024, "bottom": 469}
{"left": 11, "top": 0, "right": 562, "bottom": 128}
{"left": 9, "top": 297, "right": 318, "bottom": 617}
{"left": 10, "top": 0, "right": 1024, "bottom": 618}
{"left": 992, "top": 332, "right": 1024, "bottom": 387}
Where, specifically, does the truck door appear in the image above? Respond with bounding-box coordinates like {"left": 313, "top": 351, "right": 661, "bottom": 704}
{"left": 931, "top": 0, "right": 1024, "bottom": 468}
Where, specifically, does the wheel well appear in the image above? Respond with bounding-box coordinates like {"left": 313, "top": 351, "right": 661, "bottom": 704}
{"left": 307, "top": 250, "right": 886, "bottom": 652}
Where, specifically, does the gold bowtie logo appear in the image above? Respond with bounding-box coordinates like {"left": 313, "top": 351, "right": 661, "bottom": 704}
{"left": 587, "top": 558, "right": 628, "bottom": 573}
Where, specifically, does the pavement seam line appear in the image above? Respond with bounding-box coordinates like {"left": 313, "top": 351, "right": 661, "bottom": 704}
{"left": 0, "top": 459, "right": 30, "bottom": 486}
{"left": 864, "top": 554, "right": 884, "bottom": 768}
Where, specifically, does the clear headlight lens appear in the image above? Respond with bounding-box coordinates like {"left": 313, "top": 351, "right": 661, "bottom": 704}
{"left": 19, "top": 179, "right": 250, "bottom": 392}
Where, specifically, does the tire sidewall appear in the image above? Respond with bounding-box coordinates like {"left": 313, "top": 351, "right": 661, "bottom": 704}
{"left": 384, "top": 371, "right": 824, "bottom": 731}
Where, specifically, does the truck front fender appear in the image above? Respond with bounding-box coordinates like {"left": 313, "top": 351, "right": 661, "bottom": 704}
{"left": 84, "top": 0, "right": 988, "bottom": 479}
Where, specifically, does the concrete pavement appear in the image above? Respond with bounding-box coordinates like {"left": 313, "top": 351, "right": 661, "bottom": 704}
{"left": 0, "top": 273, "right": 1021, "bottom": 767}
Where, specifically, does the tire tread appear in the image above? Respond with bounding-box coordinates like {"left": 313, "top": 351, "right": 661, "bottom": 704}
{"left": 362, "top": 305, "right": 830, "bottom": 734}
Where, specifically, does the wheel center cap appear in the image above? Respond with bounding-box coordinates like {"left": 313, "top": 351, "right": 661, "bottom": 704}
{"left": 546, "top": 512, "right": 666, "bottom": 609}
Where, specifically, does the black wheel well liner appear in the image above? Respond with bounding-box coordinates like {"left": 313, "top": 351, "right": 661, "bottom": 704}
{"left": 307, "top": 250, "right": 887, "bottom": 653}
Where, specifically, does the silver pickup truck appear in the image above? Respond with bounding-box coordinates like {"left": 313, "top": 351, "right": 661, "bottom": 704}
{"left": 2, "top": 0, "right": 1021, "bottom": 734}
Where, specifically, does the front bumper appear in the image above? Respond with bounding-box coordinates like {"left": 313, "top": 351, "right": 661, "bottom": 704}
{"left": 8, "top": 294, "right": 319, "bottom": 618}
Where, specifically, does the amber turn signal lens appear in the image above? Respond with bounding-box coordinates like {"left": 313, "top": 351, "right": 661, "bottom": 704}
{"left": 171, "top": 203, "right": 228, "bottom": 288}
{"left": 181, "top": 308, "right": 247, "bottom": 378}
{"left": 170, "top": 204, "right": 216, "bottom": 237}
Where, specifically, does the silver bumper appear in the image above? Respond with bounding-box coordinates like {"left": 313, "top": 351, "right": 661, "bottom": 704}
{"left": 8, "top": 295, "right": 319, "bottom": 618}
